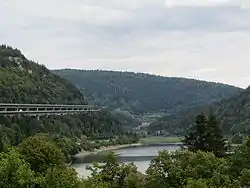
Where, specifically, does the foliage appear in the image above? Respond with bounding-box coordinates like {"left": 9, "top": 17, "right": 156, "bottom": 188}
{"left": 78, "top": 179, "right": 110, "bottom": 188}
{"left": 145, "top": 150, "right": 238, "bottom": 188}
{"left": 239, "top": 168, "right": 250, "bottom": 187}
{"left": 0, "top": 148, "right": 40, "bottom": 188}
{"left": 80, "top": 153, "right": 144, "bottom": 188}
{"left": 183, "top": 113, "right": 226, "bottom": 157}
{"left": 0, "top": 141, "right": 81, "bottom": 188}
{"left": 1, "top": 138, "right": 250, "bottom": 187}
{"left": 0, "top": 45, "right": 138, "bottom": 156}
{"left": 1, "top": 45, "right": 249, "bottom": 187}
{"left": 43, "top": 165, "right": 79, "bottom": 188}
{"left": 0, "top": 45, "right": 86, "bottom": 104}
{"left": 78, "top": 142, "right": 250, "bottom": 188}
{"left": 0, "top": 112, "right": 138, "bottom": 158}
{"left": 150, "top": 86, "right": 250, "bottom": 136}
{"left": 18, "top": 134, "right": 65, "bottom": 173}
{"left": 54, "top": 69, "right": 241, "bottom": 120}
{"left": 230, "top": 137, "right": 250, "bottom": 177}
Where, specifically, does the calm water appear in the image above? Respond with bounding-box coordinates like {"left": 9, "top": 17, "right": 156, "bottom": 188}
{"left": 72, "top": 144, "right": 181, "bottom": 177}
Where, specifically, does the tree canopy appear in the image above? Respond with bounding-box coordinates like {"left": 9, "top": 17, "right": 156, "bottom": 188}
{"left": 54, "top": 69, "right": 241, "bottom": 115}
{"left": 0, "top": 45, "right": 138, "bottom": 156}
{"left": 0, "top": 45, "right": 86, "bottom": 104}
{"left": 149, "top": 86, "right": 250, "bottom": 136}
{"left": 18, "top": 134, "right": 66, "bottom": 173}
{"left": 0, "top": 148, "right": 39, "bottom": 188}
{"left": 183, "top": 113, "right": 226, "bottom": 157}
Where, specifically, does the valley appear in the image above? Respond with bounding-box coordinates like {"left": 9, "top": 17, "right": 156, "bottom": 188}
{"left": 54, "top": 69, "right": 242, "bottom": 134}
{"left": 1, "top": 0, "right": 250, "bottom": 186}
{"left": 0, "top": 45, "right": 249, "bottom": 187}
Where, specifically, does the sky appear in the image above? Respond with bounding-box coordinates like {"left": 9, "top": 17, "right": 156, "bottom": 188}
{"left": 0, "top": 0, "right": 250, "bottom": 88}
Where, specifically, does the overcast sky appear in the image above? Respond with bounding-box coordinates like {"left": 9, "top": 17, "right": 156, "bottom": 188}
{"left": 1, "top": 0, "right": 250, "bottom": 88}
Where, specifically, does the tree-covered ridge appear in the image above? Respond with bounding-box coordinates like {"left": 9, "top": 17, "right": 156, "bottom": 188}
{"left": 0, "top": 45, "right": 86, "bottom": 104}
{"left": 0, "top": 45, "right": 138, "bottom": 156}
{"left": 54, "top": 69, "right": 242, "bottom": 114}
{"left": 149, "top": 86, "right": 250, "bottom": 136}
{"left": 214, "top": 86, "right": 250, "bottom": 134}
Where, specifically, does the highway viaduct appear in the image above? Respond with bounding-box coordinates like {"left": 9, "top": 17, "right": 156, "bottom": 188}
{"left": 0, "top": 103, "right": 101, "bottom": 117}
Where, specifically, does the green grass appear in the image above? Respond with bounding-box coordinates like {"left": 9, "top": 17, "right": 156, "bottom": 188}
{"left": 140, "top": 136, "right": 183, "bottom": 145}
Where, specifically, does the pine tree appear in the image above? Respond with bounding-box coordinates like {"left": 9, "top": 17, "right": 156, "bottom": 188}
{"left": 183, "top": 113, "right": 207, "bottom": 152}
{"left": 183, "top": 113, "right": 226, "bottom": 157}
{"left": 206, "top": 114, "right": 226, "bottom": 157}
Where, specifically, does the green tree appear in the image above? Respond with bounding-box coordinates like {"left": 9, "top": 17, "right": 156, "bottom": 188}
{"left": 230, "top": 137, "right": 250, "bottom": 177}
{"left": 43, "top": 165, "right": 79, "bottom": 188}
{"left": 85, "top": 153, "right": 143, "bottom": 188}
{"left": 183, "top": 113, "right": 226, "bottom": 157}
{"left": 239, "top": 169, "right": 250, "bottom": 187}
{"left": 183, "top": 113, "right": 207, "bottom": 152}
{"left": 205, "top": 114, "right": 226, "bottom": 157}
{"left": 0, "top": 148, "right": 40, "bottom": 188}
{"left": 185, "top": 179, "right": 209, "bottom": 188}
{"left": 78, "top": 179, "right": 110, "bottom": 188}
{"left": 18, "top": 134, "right": 65, "bottom": 173}
{"left": 145, "top": 150, "right": 236, "bottom": 188}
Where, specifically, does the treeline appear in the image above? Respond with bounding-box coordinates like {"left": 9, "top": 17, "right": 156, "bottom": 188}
{"left": 0, "top": 45, "right": 139, "bottom": 158}
{"left": 54, "top": 69, "right": 241, "bottom": 115}
{"left": 0, "top": 112, "right": 139, "bottom": 161}
{"left": 149, "top": 86, "right": 250, "bottom": 136}
{"left": 1, "top": 114, "right": 249, "bottom": 187}
{"left": 79, "top": 141, "right": 250, "bottom": 188}
{"left": 74, "top": 113, "right": 250, "bottom": 187}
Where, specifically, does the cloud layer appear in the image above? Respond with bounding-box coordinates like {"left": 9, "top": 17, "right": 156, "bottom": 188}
{"left": 0, "top": 0, "right": 250, "bottom": 87}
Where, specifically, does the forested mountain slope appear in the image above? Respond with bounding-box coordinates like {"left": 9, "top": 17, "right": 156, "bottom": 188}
{"left": 0, "top": 45, "right": 85, "bottom": 104}
{"left": 54, "top": 69, "right": 242, "bottom": 115}
{"left": 0, "top": 45, "right": 129, "bottom": 152}
{"left": 149, "top": 86, "right": 250, "bottom": 135}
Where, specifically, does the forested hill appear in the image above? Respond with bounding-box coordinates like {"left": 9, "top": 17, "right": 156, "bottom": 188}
{"left": 54, "top": 69, "right": 242, "bottom": 114}
{"left": 149, "top": 86, "right": 250, "bottom": 135}
{"left": 0, "top": 45, "right": 134, "bottom": 153}
{"left": 0, "top": 45, "right": 85, "bottom": 104}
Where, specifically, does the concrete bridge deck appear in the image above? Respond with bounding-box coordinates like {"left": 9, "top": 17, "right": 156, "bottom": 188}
{"left": 0, "top": 103, "right": 101, "bottom": 116}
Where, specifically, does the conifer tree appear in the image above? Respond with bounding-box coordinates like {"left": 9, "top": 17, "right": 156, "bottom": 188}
{"left": 206, "top": 113, "right": 226, "bottom": 157}
{"left": 183, "top": 113, "right": 226, "bottom": 157}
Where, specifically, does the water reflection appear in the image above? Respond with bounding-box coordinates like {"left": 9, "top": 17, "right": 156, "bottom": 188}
{"left": 73, "top": 143, "right": 181, "bottom": 177}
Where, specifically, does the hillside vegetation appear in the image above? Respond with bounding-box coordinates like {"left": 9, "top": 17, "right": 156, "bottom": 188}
{"left": 0, "top": 46, "right": 85, "bottom": 104}
{"left": 0, "top": 45, "right": 136, "bottom": 154}
{"left": 149, "top": 86, "right": 250, "bottom": 135}
{"left": 54, "top": 69, "right": 241, "bottom": 115}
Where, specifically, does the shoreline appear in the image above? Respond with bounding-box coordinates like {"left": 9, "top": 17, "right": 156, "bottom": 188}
{"left": 73, "top": 143, "right": 142, "bottom": 159}
{"left": 72, "top": 136, "right": 184, "bottom": 159}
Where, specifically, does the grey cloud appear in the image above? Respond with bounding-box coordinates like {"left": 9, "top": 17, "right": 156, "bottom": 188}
{"left": 0, "top": 0, "right": 250, "bottom": 87}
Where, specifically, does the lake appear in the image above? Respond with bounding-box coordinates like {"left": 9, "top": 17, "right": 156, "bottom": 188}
{"left": 72, "top": 143, "right": 181, "bottom": 177}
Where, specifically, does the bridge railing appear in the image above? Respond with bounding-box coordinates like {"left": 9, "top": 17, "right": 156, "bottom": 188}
{"left": 0, "top": 103, "right": 101, "bottom": 116}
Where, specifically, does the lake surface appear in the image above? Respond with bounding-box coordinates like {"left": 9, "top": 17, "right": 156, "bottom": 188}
{"left": 73, "top": 143, "right": 181, "bottom": 177}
